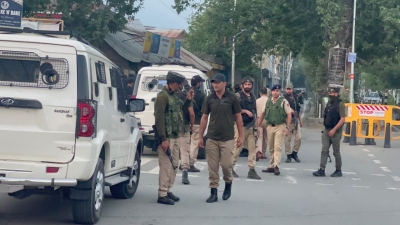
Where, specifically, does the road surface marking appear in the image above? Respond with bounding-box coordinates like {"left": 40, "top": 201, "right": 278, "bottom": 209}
{"left": 316, "top": 183, "right": 333, "bottom": 186}
{"left": 343, "top": 172, "right": 357, "bottom": 175}
{"left": 371, "top": 174, "right": 386, "bottom": 176}
{"left": 285, "top": 176, "right": 298, "bottom": 184}
{"left": 246, "top": 179, "right": 265, "bottom": 182}
{"left": 176, "top": 174, "right": 199, "bottom": 178}
{"left": 352, "top": 178, "right": 361, "bottom": 181}
{"left": 373, "top": 160, "right": 381, "bottom": 164}
{"left": 145, "top": 166, "right": 160, "bottom": 174}
{"left": 391, "top": 176, "right": 400, "bottom": 181}
{"left": 140, "top": 157, "right": 153, "bottom": 165}
{"left": 233, "top": 178, "right": 241, "bottom": 181}
{"left": 367, "top": 154, "right": 375, "bottom": 157}
{"left": 362, "top": 148, "right": 370, "bottom": 152}
{"left": 281, "top": 168, "right": 297, "bottom": 171}
{"left": 303, "top": 169, "right": 316, "bottom": 171}
{"left": 380, "top": 167, "right": 391, "bottom": 172}
{"left": 387, "top": 188, "right": 400, "bottom": 191}
{"left": 351, "top": 185, "right": 369, "bottom": 188}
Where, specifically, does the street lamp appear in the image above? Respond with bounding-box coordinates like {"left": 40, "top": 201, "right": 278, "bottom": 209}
{"left": 231, "top": 29, "right": 246, "bottom": 86}
{"left": 349, "top": 0, "right": 357, "bottom": 103}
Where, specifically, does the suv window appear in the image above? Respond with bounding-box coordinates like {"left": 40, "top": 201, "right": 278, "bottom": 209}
{"left": 140, "top": 76, "right": 205, "bottom": 93}
{"left": 0, "top": 50, "right": 69, "bottom": 89}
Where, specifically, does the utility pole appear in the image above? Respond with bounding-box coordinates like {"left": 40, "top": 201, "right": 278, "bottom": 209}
{"left": 231, "top": 0, "right": 237, "bottom": 85}
{"left": 349, "top": 0, "right": 357, "bottom": 103}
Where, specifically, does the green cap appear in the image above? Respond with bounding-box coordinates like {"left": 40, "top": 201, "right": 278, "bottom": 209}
{"left": 286, "top": 83, "right": 293, "bottom": 89}
{"left": 167, "top": 71, "right": 185, "bottom": 84}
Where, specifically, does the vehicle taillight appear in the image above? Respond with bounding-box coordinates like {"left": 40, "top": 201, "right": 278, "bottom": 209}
{"left": 130, "top": 95, "right": 136, "bottom": 99}
{"left": 77, "top": 100, "right": 97, "bottom": 138}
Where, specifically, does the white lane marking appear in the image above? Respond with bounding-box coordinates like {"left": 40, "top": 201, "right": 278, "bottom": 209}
{"left": 373, "top": 160, "right": 381, "bottom": 164}
{"left": 303, "top": 169, "right": 316, "bottom": 171}
{"left": 362, "top": 148, "right": 370, "bottom": 152}
{"left": 381, "top": 167, "right": 391, "bottom": 172}
{"left": 196, "top": 164, "right": 205, "bottom": 171}
{"left": 391, "top": 176, "right": 400, "bottom": 181}
{"left": 176, "top": 174, "right": 199, "bottom": 178}
{"left": 140, "top": 157, "right": 153, "bottom": 165}
{"left": 351, "top": 185, "right": 370, "bottom": 188}
{"left": 352, "top": 178, "right": 361, "bottom": 181}
{"left": 281, "top": 168, "right": 297, "bottom": 171}
{"left": 367, "top": 154, "right": 375, "bottom": 157}
{"left": 371, "top": 174, "right": 386, "bottom": 176}
{"left": 343, "top": 172, "right": 357, "bottom": 175}
{"left": 316, "top": 183, "right": 333, "bottom": 186}
{"left": 387, "top": 188, "right": 400, "bottom": 191}
{"left": 233, "top": 178, "right": 240, "bottom": 181}
{"left": 285, "top": 176, "right": 298, "bottom": 184}
{"left": 146, "top": 166, "right": 160, "bottom": 174}
{"left": 246, "top": 179, "right": 265, "bottom": 182}
{"left": 195, "top": 161, "right": 208, "bottom": 165}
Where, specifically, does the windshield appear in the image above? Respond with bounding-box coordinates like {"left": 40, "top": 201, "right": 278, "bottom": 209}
{"left": 367, "top": 92, "right": 379, "bottom": 98}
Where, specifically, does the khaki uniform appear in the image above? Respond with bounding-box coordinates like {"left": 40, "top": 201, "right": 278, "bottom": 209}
{"left": 189, "top": 125, "right": 200, "bottom": 165}
{"left": 285, "top": 123, "right": 301, "bottom": 155}
{"left": 202, "top": 91, "right": 241, "bottom": 188}
{"left": 256, "top": 95, "right": 269, "bottom": 155}
{"left": 179, "top": 127, "right": 191, "bottom": 170}
{"left": 264, "top": 98, "right": 292, "bottom": 168}
{"left": 154, "top": 86, "right": 191, "bottom": 198}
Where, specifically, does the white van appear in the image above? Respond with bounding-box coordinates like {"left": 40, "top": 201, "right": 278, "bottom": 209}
{"left": 132, "top": 64, "right": 212, "bottom": 158}
{"left": 0, "top": 28, "right": 146, "bottom": 224}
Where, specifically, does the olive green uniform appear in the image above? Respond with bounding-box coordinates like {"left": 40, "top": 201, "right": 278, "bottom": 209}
{"left": 154, "top": 82, "right": 191, "bottom": 199}
{"left": 320, "top": 101, "right": 345, "bottom": 170}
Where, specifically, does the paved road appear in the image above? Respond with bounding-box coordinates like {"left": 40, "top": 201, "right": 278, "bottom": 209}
{"left": 1, "top": 128, "right": 400, "bottom": 225}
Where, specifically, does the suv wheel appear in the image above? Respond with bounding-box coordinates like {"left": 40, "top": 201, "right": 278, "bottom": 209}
{"left": 110, "top": 150, "right": 141, "bottom": 199}
{"left": 72, "top": 158, "right": 105, "bottom": 224}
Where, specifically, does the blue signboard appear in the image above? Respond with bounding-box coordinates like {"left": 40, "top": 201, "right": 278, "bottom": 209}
{"left": 348, "top": 52, "right": 357, "bottom": 63}
{"left": 0, "top": 0, "right": 23, "bottom": 28}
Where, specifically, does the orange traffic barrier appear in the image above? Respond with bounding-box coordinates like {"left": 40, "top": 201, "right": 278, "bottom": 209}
{"left": 342, "top": 103, "right": 400, "bottom": 148}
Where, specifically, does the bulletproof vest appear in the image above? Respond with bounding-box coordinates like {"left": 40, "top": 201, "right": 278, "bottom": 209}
{"left": 161, "top": 90, "right": 185, "bottom": 137}
{"left": 239, "top": 91, "right": 256, "bottom": 126}
{"left": 175, "top": 90, "right": 190, "bottom": 128}
{"left": 264, "top": 97, "right": 287, "bottom": 125}
{"left": 284, "top": 94, "right": 297, "bottom": 111}
{"left": 323, "top": 98, "right": 341, "bottom": 129}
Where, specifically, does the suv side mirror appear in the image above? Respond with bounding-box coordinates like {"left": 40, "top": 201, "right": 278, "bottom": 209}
{"left": 129, "top": 98, "right": 146, "bottom": 112}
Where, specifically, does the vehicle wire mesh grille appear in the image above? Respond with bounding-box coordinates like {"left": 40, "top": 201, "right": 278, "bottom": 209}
{"left": 0, "top": 50, "right": 69, "bottom": 89}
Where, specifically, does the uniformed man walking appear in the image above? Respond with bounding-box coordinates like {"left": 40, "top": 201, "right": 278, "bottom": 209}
{"left": 175, "top": 83, "right": 195, "bottom": 185}
{"left": 257, "top": 84, "right": 292, "bottom": 176}
{"left": 256, "top": 87, "right": 271, "bottom": 160}
{"left": 313, "top": 85, "right": 345, "bottom": 177}
{"left": 198, "top": 73, "right": 243, "bottom": 203}
{"left": 153, "top": 71, "right": 193, "bottom": 205}
{"left": 189, "top": 75, "right": 206, "bottom": 172}
{"left": 284, "top": 83, "right": 302, "bottom": 163}
{"left": 232, "top": 77, "right": 261, "bottom": 179}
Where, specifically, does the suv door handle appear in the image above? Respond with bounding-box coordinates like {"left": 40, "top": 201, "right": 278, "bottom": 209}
{"left": 120, "top": 118, "right": 125, "bottom": 122}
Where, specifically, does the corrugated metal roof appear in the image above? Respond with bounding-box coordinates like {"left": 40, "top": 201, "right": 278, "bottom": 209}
{"left": 103, "top": 30, "right": 212, "bottom": 72}
{"left": 152, "top": 29, "right": 186, "bottom": 39}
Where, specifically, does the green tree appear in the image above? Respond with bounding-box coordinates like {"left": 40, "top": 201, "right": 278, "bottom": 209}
{"left": 23, "top": 0, "right": 144, "bottom": 46}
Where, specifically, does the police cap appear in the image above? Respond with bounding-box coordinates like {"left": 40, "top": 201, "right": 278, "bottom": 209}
{"left": 327, "top": 84, "right": 342, "bottom": 93}
{"left": 242, "top": 76, "right": 253, "bottom": 84}
{"left": 167, "top": 71, "right": 185, "bottom": 84}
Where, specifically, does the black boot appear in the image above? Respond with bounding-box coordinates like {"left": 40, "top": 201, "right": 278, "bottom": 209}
{"left": 291, "top": 151, "right": 301, "bottom": 162}
{"left": 312, "top": 168, "right": 326, "bottom": 177}
{"left": 285, "top": 155, "right": 291, "bottom": 163}
{"left": 157, "top": 196, "right": 175, "bottom": 205}
{"left": 188, "top": 165, "right": 200, "bottom": 172}
{"left": 222, "top": 182, "right": 232, "bottom": 200}
{"left": 167, "top": 192, "right": 180, "bottom": 202}
{"left": 331, "top": 169, "right": 342, "bottom": 177}
{"left": 182, "top": 170, "right": 190, "bottom": 185}
{"left": 206, "top": 188, "right": 218, "bottom": 203}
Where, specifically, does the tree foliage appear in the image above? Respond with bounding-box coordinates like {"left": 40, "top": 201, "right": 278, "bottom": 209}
{"left": 23, "top": 0, "right": 144, "bottom": 46}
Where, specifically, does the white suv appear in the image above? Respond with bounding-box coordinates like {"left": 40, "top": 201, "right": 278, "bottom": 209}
{"left": 132, "top": 64, "right": 212, "bottom": 159}
{"left": 0, "top": 28, "right": 146, "bottom": 224}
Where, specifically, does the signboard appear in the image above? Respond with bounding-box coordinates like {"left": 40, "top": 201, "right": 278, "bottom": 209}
{"left": 21, "top": 20, "right": 39, "bottom": 30}
{"left": 0, "top": 0, "right": 23, "bottom": 28}
{"left": 348, "top": 52, "right": 357, "bottom": 63}
{"left": 143, "top": 31, "right": 181, "bottom": 59}
{"left": 356, "top": 105, "right": 388, "bottom": 118}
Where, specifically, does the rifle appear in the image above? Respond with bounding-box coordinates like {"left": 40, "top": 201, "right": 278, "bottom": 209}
{"left": 150, "top": 125, "right": 177, "bottom": 170}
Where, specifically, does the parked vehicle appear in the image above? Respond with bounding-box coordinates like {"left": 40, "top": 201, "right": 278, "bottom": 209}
{"left": 362, "top": 91, "right": 381, "bottom": 104}
{"left": 0, "top": 28, "right": 146, "bottom": 224}
{"left": 131, "top": 63, "right": 212, "bottom": 159}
